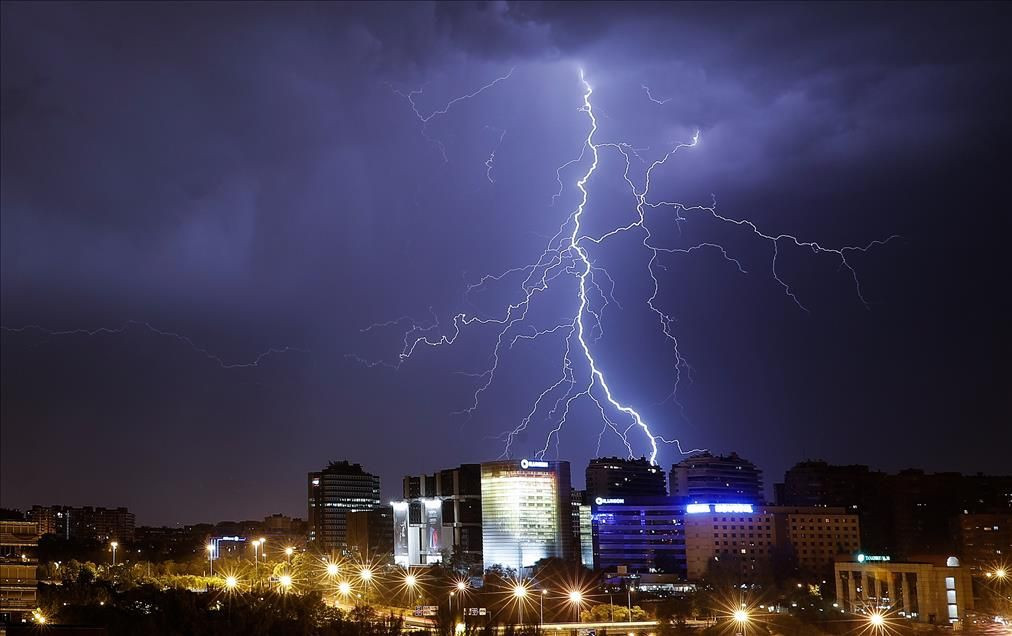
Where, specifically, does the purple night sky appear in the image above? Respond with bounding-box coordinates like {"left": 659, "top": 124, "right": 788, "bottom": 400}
{"left": 2, "top": 2, "right": 1009, "bottom": 526}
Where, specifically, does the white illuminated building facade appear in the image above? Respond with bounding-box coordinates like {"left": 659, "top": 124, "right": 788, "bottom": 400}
{"left": 480, "top": 459, "right": 574, "bottom": 573}
{"left": 392, "top": 498, "right": 447, "bottom": 566}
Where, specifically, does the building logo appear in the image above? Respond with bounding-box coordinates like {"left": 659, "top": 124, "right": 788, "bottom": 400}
{"left": 686, "top": 503, "right": 754, "bottom": 514}
{"left": 594, "top": 497, "right": 625, "bottom": 505}
{"left": 520, "top": 459, "right": 549, "bottom": 469}
{"left": 857, "top": 554, "right": 891, "bottom": 563}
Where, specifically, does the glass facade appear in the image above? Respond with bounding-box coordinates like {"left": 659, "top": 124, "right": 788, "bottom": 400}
{"left": 480, "top": 460, "right": 573, "bottom": 572}
{"left": 591, "top": 496, "right": 687, "bottom": 576}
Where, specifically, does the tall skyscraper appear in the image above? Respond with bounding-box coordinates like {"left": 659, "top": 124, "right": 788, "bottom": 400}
{"left": 308, "top": 460, "right": 381, "bottom": 552}
{"left": 669, "top": 452, "right": 763, "bottom": 504}
{"left": 585, "top": 456, "right": 667, "bottom": 500}
{"left": 480, "top": 459, "right": 574, "bottom": 572}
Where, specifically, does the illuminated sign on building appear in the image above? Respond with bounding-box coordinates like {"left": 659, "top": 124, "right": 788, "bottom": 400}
{"left": 520, "top": 459, "right": 549, "bottom": 469}
{"left": 685, "top": 503, "right": 754, "bottom": 514}
{"left": 594, "top": 497, "right": 625, "bottom": 505}
{"left": 857, "top": 554, "right": 891, "bottom": 563}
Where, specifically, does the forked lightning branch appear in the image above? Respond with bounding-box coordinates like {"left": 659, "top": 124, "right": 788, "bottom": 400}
{"left": 363, "top": 67, "right": 897, "bottom": 465}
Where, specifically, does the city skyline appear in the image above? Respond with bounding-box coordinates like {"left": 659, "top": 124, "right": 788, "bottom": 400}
{"left": 3, "top": 2, "right": 1009, "bottom": 528}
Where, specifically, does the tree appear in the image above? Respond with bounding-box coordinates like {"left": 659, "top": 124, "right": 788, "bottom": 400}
{"left": 580, "top": 603, "right": 648, "bottom": 622}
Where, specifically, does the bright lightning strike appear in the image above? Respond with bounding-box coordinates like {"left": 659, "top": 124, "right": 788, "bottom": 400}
{"left": 359, "top": 67, "right": 897, "bottom": 465}
{"left": 1, "top": 321, "right": 303, "bottom": 369}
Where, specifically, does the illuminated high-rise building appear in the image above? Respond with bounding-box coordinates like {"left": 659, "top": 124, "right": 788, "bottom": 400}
{"left": 307, "top": 460, "right": 381, "bottom": 551}
{"left": 670, "top": 452, "right": 764, "bottom": 504}
{"left": 480, "top": 459, "right": 574, "bottom": 572}
{"left": 586, "top": 456, "right": 667, "bottom": 500}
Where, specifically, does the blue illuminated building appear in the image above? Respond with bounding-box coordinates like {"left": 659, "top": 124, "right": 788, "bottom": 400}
{"left": 591, "top": 496, "right": 689, "bottom": 576}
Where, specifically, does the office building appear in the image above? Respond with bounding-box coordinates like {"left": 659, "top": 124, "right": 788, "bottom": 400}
{"left": 682, "top": 502, "right": 775, "bottom": 582}
{"left": 308, "top": 460, "right": 381, "bottom": 552}
{"left": 586, "top": 457, "right": 666, "bottom": 500}
{"left": 670, "top": 452, "right": 763, "bottom": 504}
{"left": 394, "top": 464, "right": 482, "bottom": 568}
{"left": 835, "top": 555, "right": 974, "bottom": 626}
{"left": 778, "top": 462, "right": 1012, "bottom": 557}
{"left": 480, "top": 459, "right": 574, "bottom": 572}
{"left": 954, "top": 513, "right": 1011, "bottom": 573}
{"left": 591, "top": 496, "right": 687, "bottom": 576}
{"left": 26, "top": 505, "right": 135, "bottom": 542}
{"left": 570, "top": 490, "right": 593, "bottom": 567}
{"left": 348, "top": 505, "right": 394, "bottom": 562}
{"left": 776, "top": 461, "right": 892, "bottom": 552}
{"left": 682, "top": 503, "right": 860, "bottom": 581}
{"left": 0, "top": 521, "right": 40, "bottom": 624}
{"left": 768, "top": 506, "right": 861, "bottom": 576}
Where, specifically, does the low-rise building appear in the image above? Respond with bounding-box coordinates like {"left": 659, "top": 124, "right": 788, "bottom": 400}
{"left": 834, "top": 555, "right": 974, "bottom": 626}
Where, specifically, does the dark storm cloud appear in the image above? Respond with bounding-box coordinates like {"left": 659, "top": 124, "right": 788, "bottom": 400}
{"left": 2, "top": 2, "right": 1008, "bottom": 525}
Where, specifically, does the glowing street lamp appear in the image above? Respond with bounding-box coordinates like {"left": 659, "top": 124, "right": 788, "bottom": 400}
{"left": 325, "top": 562, "right": 340, "bottom": 577}
{"left": 279, "top": 574, "right": 293, "bottom": 592}
{"left": 867, "top": 611, "right": 887, "bottom": 633}
{"left": 732, "top": 607, "right": 751, "bottom": 631}
{"left": 338, "top": 580, "right": 352, "bottom": 597}
{"left": 540, "top": 588, "right": 549, "bottom": 626}
{"left": 206, "top": 543, "right": 215, "bottom": 576}
{"left": 995, "top": 568, "right": 1008, "bottom": 581}
{"left": 224, "top": 575, "right": 239, "bottom": 590}
{"left": 285, "top": 546, "right": 294, "bottom": 565}
{"left": 568, "top": 590, "right": 584, "bottom": 622}
{"left": 252, "top": 539, "right": 262, "bottom": 581}
{"left": 359, "top": 567, "right": 373, "bottom": 582}
{"left": 110, "top": 541, "right": 118, "bottom": 566}
{"left": 405, "top": 573, "right": 418, "bottom": 588}
{"left": 513, "top": 583, "right": 529, "bottom": 625}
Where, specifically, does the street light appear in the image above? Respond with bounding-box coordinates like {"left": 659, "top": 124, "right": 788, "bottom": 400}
{"left": 285, "top": 546, "right": 294, "bottom": 565}
{"left": 568, "top": 590, "right": 584, "bottom": 622}
{"left": 338, "top": 580, "right": 352, "bottom": 598}
{"left": 206, "top": 543, "right": 214, "bottom": 576}
{"left": 540, "top": 589, "right": 548, "bottom": 627}
{"left": 359, "top": 567, "right": 373, "bottom": 582}
{"left": 732, "top": 607, "right": 752, "bottom": 633}
{"left": 252, "top": 540, "right": 261, "bottom": 582}
{"left": 110, "top": 541, "right": 118, "bottom": 566}
{"left": 279, "top": 574, "right": 293, "bottom": 592}
{"left": 224, "top": 575, "right": 238, "bottom": 590}
{"left": 996, "top": 568, "right": 1008, "bottom": 581}
{"left": 326, "top": 562, "right": 340, "bottom": 577}
{"left": 513, "top": 583, "right": 529, "bottom": 625}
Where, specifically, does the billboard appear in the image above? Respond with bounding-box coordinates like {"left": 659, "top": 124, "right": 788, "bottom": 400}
{"left": 393, "top": 501, "right": 409, "bottom": 566}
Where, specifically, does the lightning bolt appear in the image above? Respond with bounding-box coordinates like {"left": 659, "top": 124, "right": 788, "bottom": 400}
{"left": 391, "top": 67, "right": 515, "bottom": 163}
{"left": 1, "top": 321, "right": 304, "bottom": 369}
{"left": 641, "top": 84, "right": 672, "bottom": 105}
{"left": 358, "top": 67, "right": 897, "bottom": 466}
{"left": 484, "top": 126, "right": 507, "bottom": 184}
